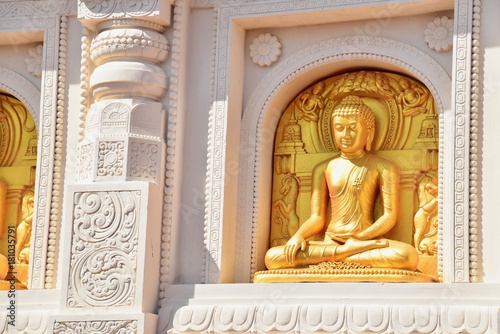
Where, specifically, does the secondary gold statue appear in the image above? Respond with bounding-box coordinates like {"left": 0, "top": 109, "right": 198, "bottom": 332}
{"left": 265, "top": 95, "right": 419, "bottom": 271}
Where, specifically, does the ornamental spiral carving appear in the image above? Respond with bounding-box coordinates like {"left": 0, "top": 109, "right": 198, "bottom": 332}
{"left": 97, "top": 141, "right": 125, "bottom": 176}
{"left": 68, "top": 191, "right": 139, "bottom": 308}
{"left": 71, "top": 248, "right": 135, "bottom": 307}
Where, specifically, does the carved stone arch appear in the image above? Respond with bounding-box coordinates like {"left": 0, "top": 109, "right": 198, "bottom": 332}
{"left": 236, "top": 36, "right": 452, "bottom": 282}
{"left": 0, "top": 67, "right": 40, "bottom": 125}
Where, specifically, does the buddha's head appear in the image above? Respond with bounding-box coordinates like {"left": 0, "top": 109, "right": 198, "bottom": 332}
{"left": 332, "top": 95, "right": 376, "bottom": 152}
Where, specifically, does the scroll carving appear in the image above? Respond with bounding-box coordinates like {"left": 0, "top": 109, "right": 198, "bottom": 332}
{"left": 67, "top": 191, "right": 139, "bottom": 307}
{"left": 97, "top": 141, "right": 125, "bottom": 177}
{"left": 54, "top": 320, "right": 138, "bottom": 334}
{"left": 79, "top": 0, "right": 164, "bottom": 21}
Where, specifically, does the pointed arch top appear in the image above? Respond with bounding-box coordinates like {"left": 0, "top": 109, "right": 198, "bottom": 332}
{"left": 0, "top": 67, "right": 40, "bottom": 125}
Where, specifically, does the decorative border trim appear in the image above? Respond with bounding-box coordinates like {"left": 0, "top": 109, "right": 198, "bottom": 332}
{"left": 79, "top": 27, "right": 91, "bottom": 143}
{"left": 447, "top": 0, "right": 474, "bottom": 283}
{"left": 42, "top": 14, "right": 68, "bottom": 289}
{"left": 202, "top": 5, "right": 219, "bottom": 284}
{"left": 53, "top": 320, "right": 138, "bottom": 334}
{"left": 468, "top": 0, "right": 481, "bottom": 283}
{"left": 33, "top": 16, "right": 61, "bottom": 289}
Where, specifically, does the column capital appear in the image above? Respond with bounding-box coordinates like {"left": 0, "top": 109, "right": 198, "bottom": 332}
{"left": 78, "top": 0, "right": 174, "bottom": 30}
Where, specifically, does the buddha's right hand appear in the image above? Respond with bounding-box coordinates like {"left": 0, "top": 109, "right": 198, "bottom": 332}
{"left": 284, "top": 235, "right": 306, "bottom": 264}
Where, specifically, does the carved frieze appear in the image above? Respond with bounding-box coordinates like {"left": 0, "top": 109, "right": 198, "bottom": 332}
{"left": 0, "top": 1, "right": 74, "bottom": 19}
{"left": 54, "top": 320, "right": 138, "bottom": 334}
{"left": 80, "top": 0, "right": 161, "bottom": 18}
{"left": 166, "top": 303, "right": 497, "bottom": 333}
{"left": 67, "top": 191, "right": 140, "bottom": 308}
{"left": 90, "top": 26, "right": 169, "bottom": 66}
{"left": 78, "top": 0, "right": 173, "bottom": 26}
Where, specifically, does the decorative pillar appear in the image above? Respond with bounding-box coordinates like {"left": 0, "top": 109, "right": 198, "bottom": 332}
{"left": 52, "top": 1, "right": 172, "bottom": 333}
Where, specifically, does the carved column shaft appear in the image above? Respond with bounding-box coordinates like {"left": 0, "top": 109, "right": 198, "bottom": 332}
{"left": 58, "top": 3, "right": 172, "bottom": 331}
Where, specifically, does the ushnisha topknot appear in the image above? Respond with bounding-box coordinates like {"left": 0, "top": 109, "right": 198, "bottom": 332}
{"left": 332, "top": 95, "right": 376, "bottom": 132}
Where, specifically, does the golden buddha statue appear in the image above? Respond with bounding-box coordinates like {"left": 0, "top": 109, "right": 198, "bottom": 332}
{"left": 264, "top": 96, "right": 419, "bottom": 272}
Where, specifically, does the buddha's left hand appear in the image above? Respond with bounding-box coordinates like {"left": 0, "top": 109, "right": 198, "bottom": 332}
{"left": 284, "top": 235, "right": 306, "bottom": 264}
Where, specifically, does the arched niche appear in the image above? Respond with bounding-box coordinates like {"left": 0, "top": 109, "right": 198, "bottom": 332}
{"left": 235, "top": 36, "right": 451, "bottom": 282}
{"left": 0, "top": 67, "right": 41, "bottom": 287}
{"left": 0, "top": 67, "right": 40, "bottom": 124}
{"left": 0, "top": 93, "right": 38, "bottom": 288}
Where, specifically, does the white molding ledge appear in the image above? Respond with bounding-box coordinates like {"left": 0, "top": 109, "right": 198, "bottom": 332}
{"left": 159, "top": 283, "right": 500, "bottom": 333}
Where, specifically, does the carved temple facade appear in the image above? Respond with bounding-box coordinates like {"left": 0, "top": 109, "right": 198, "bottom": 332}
{"left": 0, "top": 0, "right": 500, "bottom": 333}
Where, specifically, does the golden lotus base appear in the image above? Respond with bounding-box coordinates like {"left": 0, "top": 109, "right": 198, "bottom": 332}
{"left": 253, "top": 266, "right": 437, "bottom": 283}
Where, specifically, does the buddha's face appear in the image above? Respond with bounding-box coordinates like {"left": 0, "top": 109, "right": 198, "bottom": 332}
{"left": 333, "top": 115, "right": 369, "bottom": 153}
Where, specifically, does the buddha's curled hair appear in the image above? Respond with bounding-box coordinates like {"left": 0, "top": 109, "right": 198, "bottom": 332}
{"left": 332, "top": 95, "right": 376, "bottom": 132}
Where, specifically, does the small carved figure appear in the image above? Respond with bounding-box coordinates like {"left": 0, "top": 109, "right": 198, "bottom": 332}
{"left": 397, "top": 78, "right": 430, "bottom": 117}
{"left": 265, "top": 96, "right": 419, "bottom": 270}
{"left": 16, "top": 191, "right": 34, "bottom": 264}
{"left": 295, "top": 82, "right": 325, "bottom": 122}
{"left": 273, "top": 175, "right": 300, "bottom": 240}
{"left": 413, "top": 177, "right": 438, "bottom": 256}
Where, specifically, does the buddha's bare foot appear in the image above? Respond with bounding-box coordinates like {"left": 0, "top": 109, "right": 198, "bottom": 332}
{"left": 334, "top": 238, "right": 388, "bottom": 261}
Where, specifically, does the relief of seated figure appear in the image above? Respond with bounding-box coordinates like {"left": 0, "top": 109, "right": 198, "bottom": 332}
{"left": 264, "top": 96, "right": 419, "bottom": 272}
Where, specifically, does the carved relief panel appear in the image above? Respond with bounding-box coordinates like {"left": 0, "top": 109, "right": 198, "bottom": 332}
{"left": 67, "top": 190, "right": 140, "bottom": 308}
{"left": 266, "top": 71, "right": 438, "bottom": 280}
